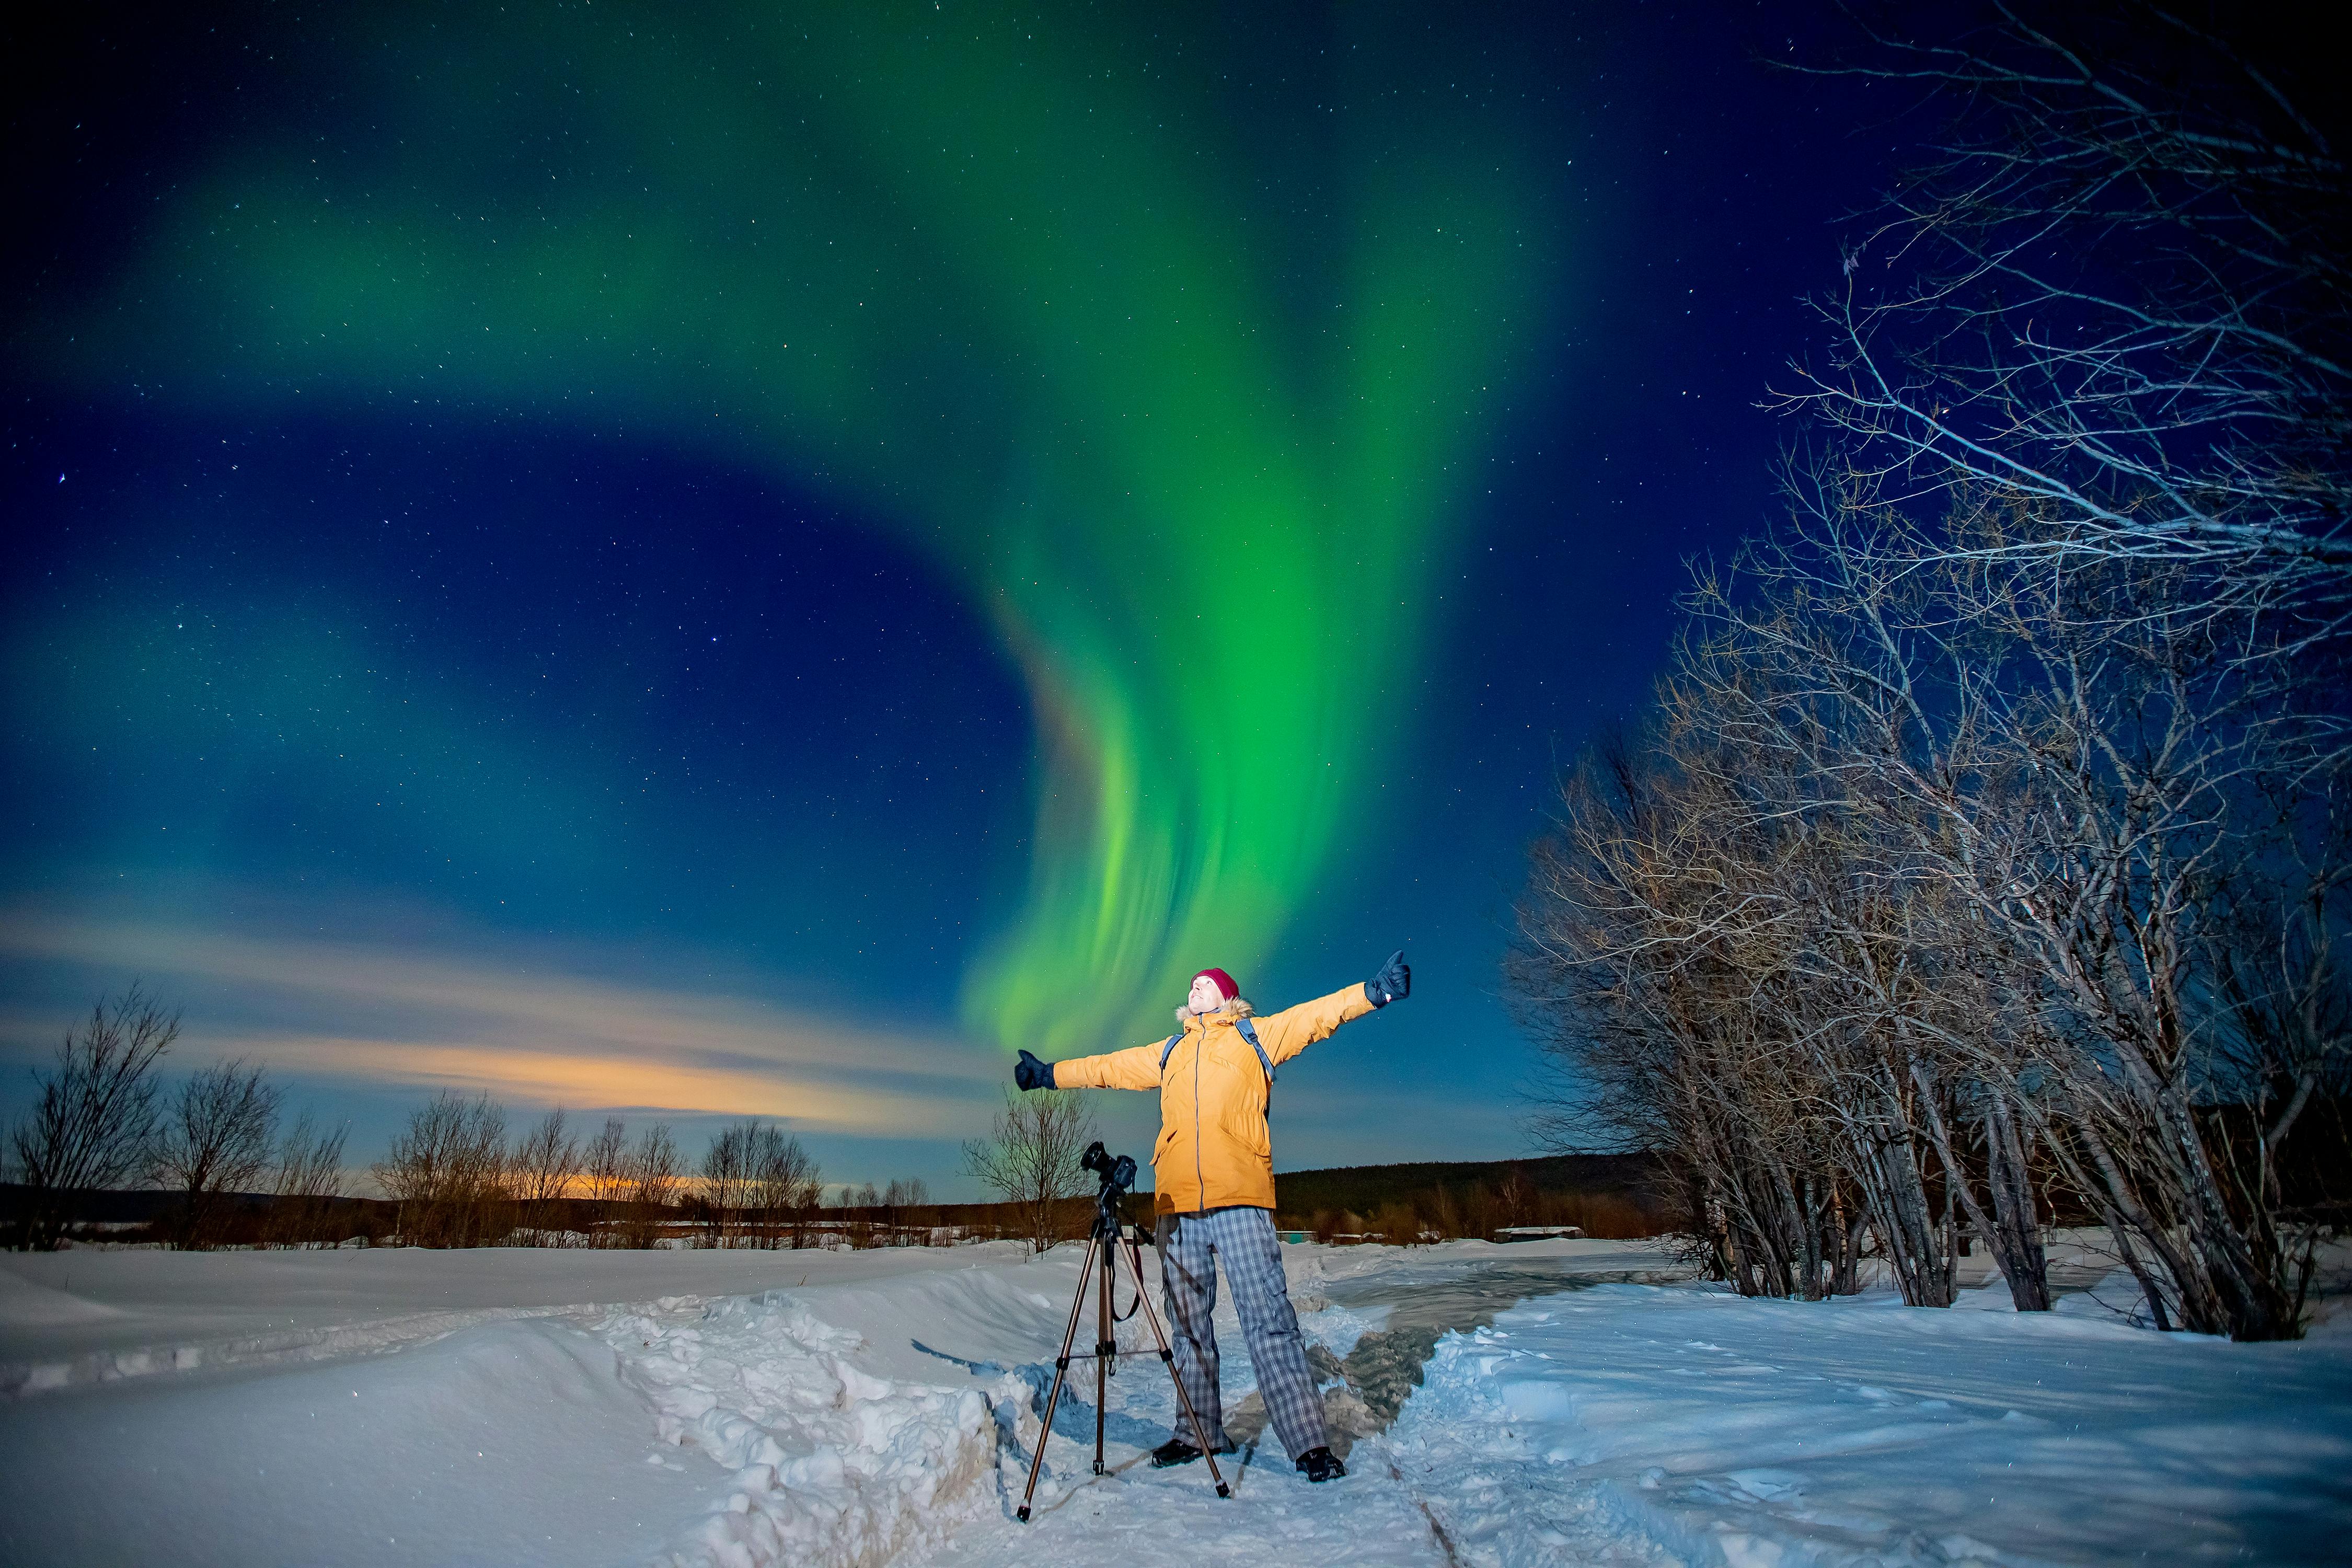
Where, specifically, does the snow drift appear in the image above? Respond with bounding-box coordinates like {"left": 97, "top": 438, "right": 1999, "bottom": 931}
{"left": 4, "top": 1238, "right": 2346, "bottom": 1567}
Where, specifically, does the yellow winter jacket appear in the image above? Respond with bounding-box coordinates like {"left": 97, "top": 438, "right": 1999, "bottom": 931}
{"left": 1053, "top": 983, "right": 1377, "bottom": 1215}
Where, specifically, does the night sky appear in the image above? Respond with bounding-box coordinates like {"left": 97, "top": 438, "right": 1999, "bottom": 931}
{"left": 4, "top": 3, "right": 1886, "bottom": 1195}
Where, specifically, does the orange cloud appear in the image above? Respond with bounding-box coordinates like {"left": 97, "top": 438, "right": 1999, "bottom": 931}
{"left": 0, "top": 912, "right": 998, "bottom": 1133}
{"left": 239, "top": 1035, "right": 959, "bottom": 1131}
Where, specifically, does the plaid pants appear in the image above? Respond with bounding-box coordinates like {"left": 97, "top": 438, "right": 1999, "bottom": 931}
{"left": 1154, "top": 1204, "right": 1328, "bottom": 1461}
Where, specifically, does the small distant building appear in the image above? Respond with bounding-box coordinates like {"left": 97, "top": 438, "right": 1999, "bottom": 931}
{"left": 1494, "top": 1225, "right": 1584, "bottom": 1242}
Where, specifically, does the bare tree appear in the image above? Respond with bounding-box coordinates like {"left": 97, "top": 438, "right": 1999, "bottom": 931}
{"left": 510, "top": 1109, "right": 582, "bottom": 1244}
{"left": 583, "top": 1118, "right": 627, "bottom": 1200}
{"left": 1781, "top": 3, "right": 2351, "bottom": 648}
{"left": 7, "top": 986, "right": 179, "bottom": 1251}
{"left": 1518, "top": 454, "right": 2343, "bottom": 1335}
{"left": 265, "top": 1111, "right": 351, "bottom": 1247}
{"left": 837, "top": 1181, "right": 882, "bottom": 1249}
{"left": 744, "top": 1125, "right": 822, "bottom": 1248}
{"left": 882, "top": 1176, "right": 934, "bottom": 1244}
{"left": 151, "top": 1060, "right": 282, "bottom": 1249}
{"left": 962, "top": 1088, "right": 1096, "bottom": 1254}
{"left": 1512, "top": 7, "right": 2346, "bottom": 1341}
{"left": 699, "top": 1121, "right": 757, "bottom": 1247}
{"left": 1513, "top": 726, "right": 1909, "bottom": 1304}
{"left": 374, "top": 1091, "right": 510, "bottom": 1247}
{"left": 620, "top": 1122, "right": 681, "bottom": 1248}
{"left": 1737, "top": 487, "right": 2331, "bottom": 1337}
{"left": 582, "top": 1116, "right": 628, "bottom": 1247}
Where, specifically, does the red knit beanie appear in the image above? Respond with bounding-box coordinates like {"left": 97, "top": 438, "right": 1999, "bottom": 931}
{"left": 1192, "top": 967, "right": 1238, "bottom": 1002}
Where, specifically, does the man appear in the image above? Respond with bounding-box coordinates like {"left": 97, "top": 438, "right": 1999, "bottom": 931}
{"left": 1012, "top": 950, "right": 1410, "bottom": 1483}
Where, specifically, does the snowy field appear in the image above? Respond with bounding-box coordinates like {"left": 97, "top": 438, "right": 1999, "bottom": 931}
{"left": 2, "top": 1238, "right": 2347, "bottom": 1567}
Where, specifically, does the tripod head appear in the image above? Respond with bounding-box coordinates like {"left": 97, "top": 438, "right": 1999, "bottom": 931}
{"left": 1079, "top": 1140, "right": 1137, "bottom": 1238}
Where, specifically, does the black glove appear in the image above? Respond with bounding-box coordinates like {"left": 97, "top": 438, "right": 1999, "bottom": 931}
{"left": 1013, "top": 1049, "right": 1056, "bottom": 1091}
{"left": 1366, "top": 950, "right": 1410, "bottom": 1007}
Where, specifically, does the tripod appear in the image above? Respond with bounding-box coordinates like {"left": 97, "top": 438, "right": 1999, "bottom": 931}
{"left": 1015, "top": 1144, "right": 1231, "bottom": 1523}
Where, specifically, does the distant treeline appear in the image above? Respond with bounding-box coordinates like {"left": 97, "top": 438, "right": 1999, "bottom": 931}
{"left": 0, "top": 1180, "right": 1123, "bottom": 1252}
{"left": 1272, "top": 1154, "right": 1671, "bottom": 1241}
{"left": 0, "top": 1183, "right": 381, "bottom": 1248}
{"left": 2, "top": 1159, "right": 1674, "bottom": 1251}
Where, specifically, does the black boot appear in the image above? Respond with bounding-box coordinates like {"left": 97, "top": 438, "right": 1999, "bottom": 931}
{"left": 1150, "top": 1435, "right": 1233, "bottom": 1468}
{"left": 1295, "top": 1445, "right": 1346, "bottom": 1483}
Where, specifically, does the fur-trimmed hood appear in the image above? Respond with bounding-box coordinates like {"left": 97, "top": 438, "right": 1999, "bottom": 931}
{"left": 1173, "top": 995, "right": 1255, "bottom": 1028}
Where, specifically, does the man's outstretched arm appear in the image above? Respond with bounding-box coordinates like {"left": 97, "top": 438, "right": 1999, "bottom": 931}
{"left": 1258, "top": 951, "right": 1411, "bottom": 1066}
{"left": 1015, "top": 1042, "right": 1162, "bottom": 1092}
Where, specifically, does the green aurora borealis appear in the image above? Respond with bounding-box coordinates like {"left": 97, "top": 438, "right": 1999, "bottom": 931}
{"left": 33, "top": 5, "right": 1567, "bottom": 1053}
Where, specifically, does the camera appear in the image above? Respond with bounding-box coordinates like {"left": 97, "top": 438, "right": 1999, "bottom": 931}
{"left": 1080, "top": 1139, "right": 1137, "bottom": 1195}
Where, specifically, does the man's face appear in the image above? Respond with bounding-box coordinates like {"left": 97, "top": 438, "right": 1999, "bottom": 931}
{"left": 1187, "top": 974, "right": 1226, "bottom": 1013}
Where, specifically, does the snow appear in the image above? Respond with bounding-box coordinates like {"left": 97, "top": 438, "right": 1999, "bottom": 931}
{"left": 4, "top": 1317, "right": 714, "bottom": 1566}
{"left": 0, "top": 1242, "right": 1044, "bottom": 1392}
{"left": 1384, "top": 1278, "right": 2352, "bottom": 1565}
{"left": 3, "top": 1238, "right": 2346, "bottom": 1567}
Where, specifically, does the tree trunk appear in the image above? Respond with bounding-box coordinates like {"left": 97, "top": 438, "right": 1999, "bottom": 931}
{"left": 1912, "top": 1064, "right": 2050, "bottom": 1311}
{"left": 1852, "top": 1071, "right": 1955, "bottom": 1308}
{"left": 1984, "top": 1094, "right": 2052, "bottom": 1311}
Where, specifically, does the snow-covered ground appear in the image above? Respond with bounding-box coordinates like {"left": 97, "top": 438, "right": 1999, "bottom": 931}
{"left": 1387, "top": 1281, "right": 2352, "bottom": 1566}
{"left": 2, "top": 1238, "right": 2345, "bottom": 1566}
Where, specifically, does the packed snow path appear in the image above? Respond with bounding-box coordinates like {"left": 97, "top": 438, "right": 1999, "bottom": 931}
{"left": 3, "top": 1239, "right": 2347, "bottom": 1566}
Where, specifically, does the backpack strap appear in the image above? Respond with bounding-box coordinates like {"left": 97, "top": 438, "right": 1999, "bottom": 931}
{"left": 1235, "top": 1017, "right": 1277, "bottom": 1084}
{"left": 1157, "top": 1020, "right": 1278, "bottom": 1085}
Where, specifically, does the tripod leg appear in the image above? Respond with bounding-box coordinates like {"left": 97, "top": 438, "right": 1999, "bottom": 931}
{"left": 1015, "top": 1235, "right": 1099, "bottom": 1524}
{"left": 1123, "top": 1233, "right": 1232, "bottom": 1500}
{"left": 1093, "top": 1229, "right": 1112, "bottom": 1474}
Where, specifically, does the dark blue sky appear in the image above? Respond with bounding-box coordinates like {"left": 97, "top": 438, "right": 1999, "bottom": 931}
{"left": 4, "top": 2, "right": 1891, "bottom": 1194}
